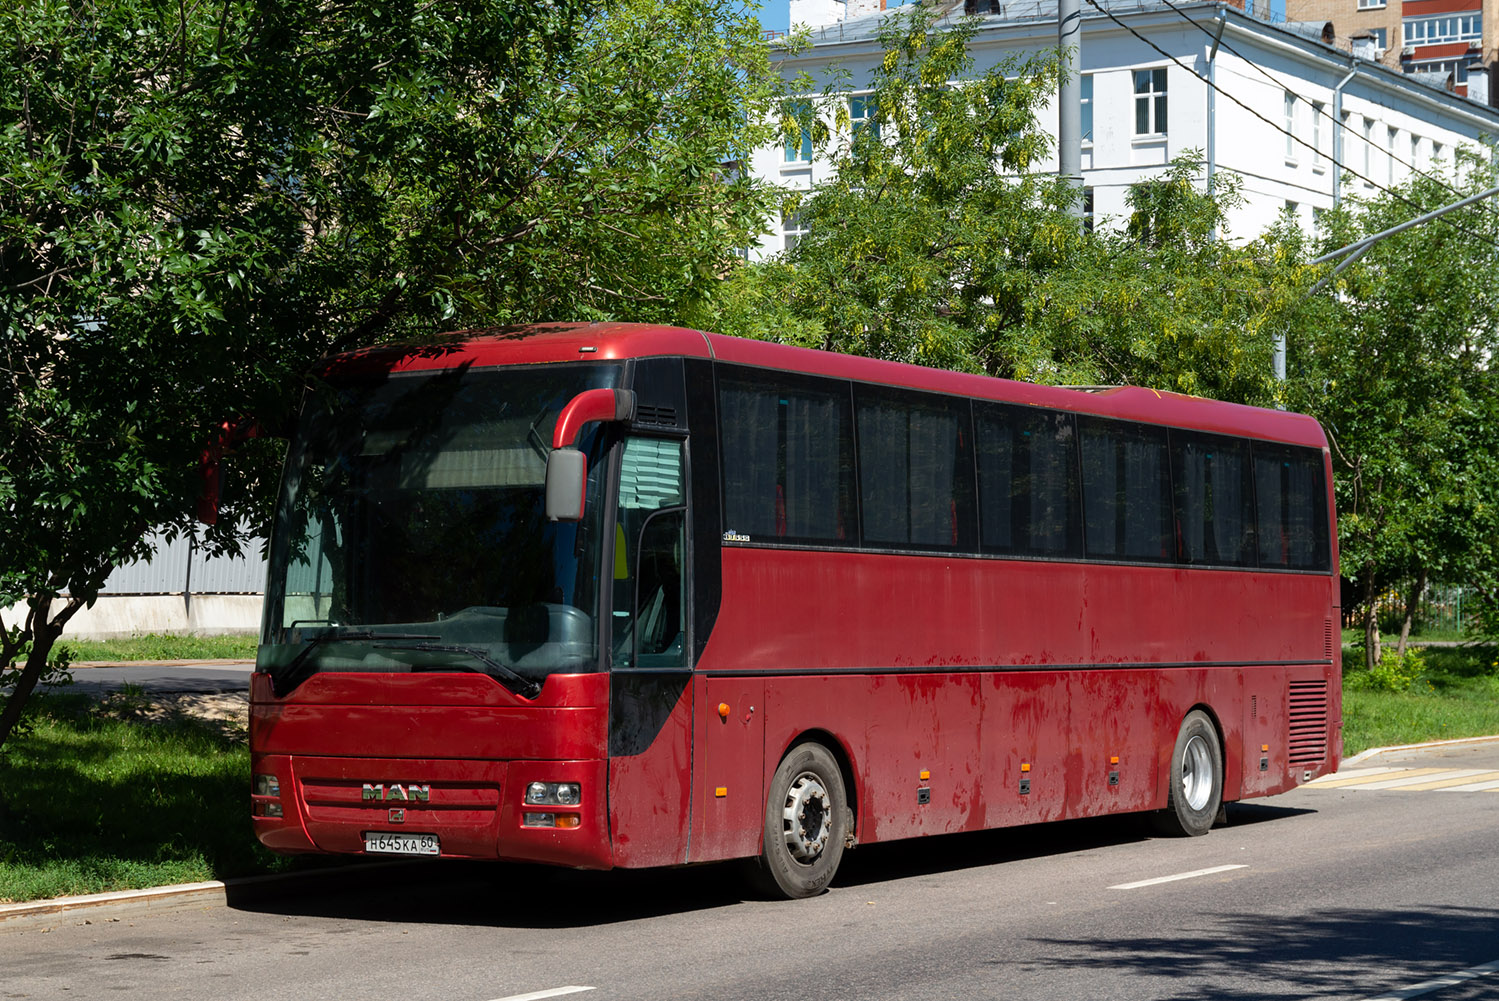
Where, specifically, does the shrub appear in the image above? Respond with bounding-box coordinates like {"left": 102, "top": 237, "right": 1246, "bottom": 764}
{"left": 1346, "top": 648, "right": 1431, "bottom": 693}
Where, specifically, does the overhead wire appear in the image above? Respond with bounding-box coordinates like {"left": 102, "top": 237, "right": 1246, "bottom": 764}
{"left": 1156, "top": 0, "right": 1484, "bottom": 206}
{"left": 1080, "top": 0, "right": 1499, "bottom": 252}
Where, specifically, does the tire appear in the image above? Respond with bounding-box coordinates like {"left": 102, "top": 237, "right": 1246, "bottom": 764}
{"left": 749, "top": 743, "right": 850, "bottom": 899}
{"left": 1152, "top": 710, "right": 1223, "bottom": 838}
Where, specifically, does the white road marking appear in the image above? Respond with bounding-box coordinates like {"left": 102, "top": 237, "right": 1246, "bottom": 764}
{"left": 485, "top": 988, "right": 596, "bottom": 1001}
{"left": 1436, "top": 777, "right": 1499, "bottom": 792}
{"left": 1306, "top": 766, "right": 1407, "bottom": 785}
{"left": 1108, "top": 864, "right": 1247, "bottom": 890}
{"left": 1360, "top": 958, "right": 1499, "bottom": 1000}
{"left": 1354, "top": 769, "right": 1491, "bottom": 790}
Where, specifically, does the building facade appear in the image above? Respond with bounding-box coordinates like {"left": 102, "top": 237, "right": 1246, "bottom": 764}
{"left": 758, "top": 0, "right": 1499, "bottom": 254}
{"left": 1287, "top": 0, "right": 1496, "bottom": 99}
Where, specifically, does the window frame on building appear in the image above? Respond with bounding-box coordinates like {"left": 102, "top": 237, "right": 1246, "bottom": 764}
{"left": 1132, "top": 67, "right": 1168, "bottom": 137}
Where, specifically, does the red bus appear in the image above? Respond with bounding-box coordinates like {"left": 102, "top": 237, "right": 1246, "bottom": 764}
{"left": 249, "top": 323, "right": 1340, "bottom": 898}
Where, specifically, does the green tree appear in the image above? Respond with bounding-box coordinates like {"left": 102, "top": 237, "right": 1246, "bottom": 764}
{"left": 1289, "top": 156, "right": 1499, "bottom": 666}
{"left": 0, "top": 0, "right": 776, "bottom": 749}
{"left": 1018, "top": 158, "right": 1311, "bottom": 405}
{"left": 710, "top": 5, "right": 1071, "bottom": 374}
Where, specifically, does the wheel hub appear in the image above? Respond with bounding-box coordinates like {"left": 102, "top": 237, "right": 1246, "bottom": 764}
{"left": 1180, "top": 733, "right": 1213, "bottom": 811}
{"left": 781, "top": 772, "right": 831, "bottom": 862}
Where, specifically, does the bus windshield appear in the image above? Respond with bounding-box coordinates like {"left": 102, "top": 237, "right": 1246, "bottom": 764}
{"left": 259, "top": 362, "right": 619, "bottom": 697}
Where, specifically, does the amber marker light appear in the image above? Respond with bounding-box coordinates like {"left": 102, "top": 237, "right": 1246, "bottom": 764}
{"left": 555, "top": 815, "right": 581, "bottom": 829}
{"left": 715, "top": 787, "right": 728, "bottom": 798}
{"left": 919, "top": 770, "right": 930, "bottom": 781}
{"left": 717, "top": 702, "right": 731, "bottom": 720}
{"left": 1110, "top": 756, "right": 1119, "bottom": 765}
{"left": 1262, "top": 744, "right": 1270, "bottom": 752}
{"left": 1021, "top": 763, "right": 1031, "bottom": 772}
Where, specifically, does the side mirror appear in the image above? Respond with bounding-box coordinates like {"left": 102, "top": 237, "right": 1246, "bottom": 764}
{"left": 545, "top": 448, "right": 588, "bottom": 522}
{"left": 543, "top": 388, "right": 635, "bottom": 523}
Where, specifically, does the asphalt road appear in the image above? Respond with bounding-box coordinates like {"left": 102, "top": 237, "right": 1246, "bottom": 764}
{"left": 4, "top": 743, "right": 1497, "bottom": 1001}
{"left": 54, "top": 662, "right": 255, "bottom": 697}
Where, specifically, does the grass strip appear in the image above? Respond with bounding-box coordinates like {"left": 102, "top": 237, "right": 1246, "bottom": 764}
{"left": 1341, "top": 644, "right": 1499, "bottom": 755}
{"left": 58, "top": 633, "right": 257, "bottom": 663}
{"left": 0, "top": 693, "right": 299, "bottom": 904}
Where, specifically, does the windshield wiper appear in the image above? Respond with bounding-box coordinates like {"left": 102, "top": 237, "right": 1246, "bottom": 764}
{"left": 373, "top": 641, "right": 543, "bottom": 700}
{"left": 271, "top": 629, "right": 439, "bottom": 698}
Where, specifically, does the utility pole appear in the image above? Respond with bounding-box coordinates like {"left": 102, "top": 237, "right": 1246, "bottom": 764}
{"left": 1059, "top": 0, "right": 1083, "bottom": 218}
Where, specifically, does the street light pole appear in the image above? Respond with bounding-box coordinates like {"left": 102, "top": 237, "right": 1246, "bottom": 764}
{"left": 1059, "top": 0, "right": 1083, "bottom": 218}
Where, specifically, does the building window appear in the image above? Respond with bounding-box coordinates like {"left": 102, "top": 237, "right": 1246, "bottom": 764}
{"left": 783, "top": 102, "right": 812, "bottom": 164}
{"left": 1362, "top": 117, "right": 1373, "bottom": 182}
{"left": 1406, "top": 58, "right": 1471, "bottom": 83}
{"left": 1368, "top": 27, "right": 1387, "bottom": 55}
{"left": 781, "top": 211, "right": 808, "bottom": 252}
{"left": 1133, "top": 68, "right": 1167, "bottom": 136}
{"left": 1083, "top": 187, "right": 1095, "bottom": 232}
{"left": 1312, "top": 101, "right": 1326, "bottom": 169}
{"left": 1357, "top": 0, "right": 1385, "bottom": 8}
{"left": 1403, "top": 13, "right": 1481, "bottom": 46}
{"left": 1284, "top": 91, "right": 1297, "bottom": 160}
{"left": 1432, "top": 140, "right": 1443, "bottom": 166}
{"left": 1387, "top": 126, "right": 1397, "bottom": 183}
{"left": 1410, "top": 133, "right": 1420, "bottom": 170}
{"left": 1081, "top": 74, "right": 1093, "bottom": 143}
{"left": 849, "top": 94, "right": 879, "bottom": 142}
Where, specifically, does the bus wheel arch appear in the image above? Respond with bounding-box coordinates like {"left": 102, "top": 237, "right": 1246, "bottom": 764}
{"left": 1152, "top": 706, "right": 1224, "bottom": 838}
{"left": 750, "top": 733, "right": 856, "bottom": 899}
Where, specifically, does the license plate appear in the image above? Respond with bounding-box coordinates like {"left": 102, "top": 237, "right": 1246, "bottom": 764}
{"left": 364, "top": 832, "right": 439, "bottom": 856}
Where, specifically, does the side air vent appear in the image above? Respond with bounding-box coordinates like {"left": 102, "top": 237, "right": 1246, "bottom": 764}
{"left": 1288, "top": 680, "right": 1329, "bottom": 765}
{"left": 1324, "top": 619, "right": 1334, "bottom": 660}
{"left": 634, "top": 404, "right": 679, "bottom": 427}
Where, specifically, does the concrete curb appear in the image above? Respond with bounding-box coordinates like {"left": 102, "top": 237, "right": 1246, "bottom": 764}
{"left": 0, "top": 881, "right": 229, "bottom": 930}
{"left": 0, "top": 861, "right": 430, "bottom": 933}
{"left": 1344, "top": 733, "right": 1499, "bottom": 766}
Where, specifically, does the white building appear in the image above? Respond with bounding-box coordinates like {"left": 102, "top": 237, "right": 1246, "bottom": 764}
{"left": 752, "top": 0, "right": 1499, "bottom": 253}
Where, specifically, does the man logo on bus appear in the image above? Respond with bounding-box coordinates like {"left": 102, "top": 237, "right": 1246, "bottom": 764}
{"left": 362, "top": 783, "right": 430, "bottom": 802}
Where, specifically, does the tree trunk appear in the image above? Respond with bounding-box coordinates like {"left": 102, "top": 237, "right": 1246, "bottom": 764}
{"left": 0, "top": 594, "right": 81, "bottom": 752}
{"left": 1396, "top": 569, "right": 1426, "bottom": 659}
{"left": 1361, "top": 575, "right": 1382, "bottom": 669}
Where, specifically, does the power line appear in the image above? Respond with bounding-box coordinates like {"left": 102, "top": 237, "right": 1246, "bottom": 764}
{"left": 1081, "top": 0, "right": 1499, "bottom": 251}
{"left": 1156, "top": 0, "right": 1479, "bottom": 206}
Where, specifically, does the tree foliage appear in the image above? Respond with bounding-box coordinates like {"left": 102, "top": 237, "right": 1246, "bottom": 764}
{"left": 0, "top": 0, "right": 776, "bottom": 748}
{"left": 713, "top": 6, "right": 1072, "bottom": 374}
{"left": 1288, "top": 157, "right": 1499, "bottom": 663}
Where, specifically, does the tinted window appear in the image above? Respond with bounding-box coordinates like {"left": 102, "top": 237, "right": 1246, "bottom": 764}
{"left": 1171, "top": 432, "right": 1255, "bottom": 566}
{"left": 1254, "top": 445, "right": 1331, "bottom": 570}
{"left": 719, "top": 370, "right": 856, "bottom": 544}
{"left": 855, "top": 388, "right": 975, "bottom": 550}
{"left": 975, "top": 404, "right": 1081, "bottom": 557}
{"left": 1080, "top": 418, "right": 1173, "bottom": 562}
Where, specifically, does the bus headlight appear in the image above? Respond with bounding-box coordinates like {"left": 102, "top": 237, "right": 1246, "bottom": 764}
{"left": 254, "top": 774, "right": 281, "bottom": 797}
{"left": 525, "top": 782, "right": 581, "bottom": 806}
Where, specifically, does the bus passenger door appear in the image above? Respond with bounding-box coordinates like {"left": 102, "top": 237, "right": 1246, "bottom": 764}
{"left": 692, "top": 676, "right": 765, "bottom": 861}
{"left": 607, "top": 438, "right": 696, "bottom": 868}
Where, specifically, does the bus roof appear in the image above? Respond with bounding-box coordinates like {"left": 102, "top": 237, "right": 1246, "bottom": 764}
{"left": 321, "top": 322, "right": 1328, "bottom": 449}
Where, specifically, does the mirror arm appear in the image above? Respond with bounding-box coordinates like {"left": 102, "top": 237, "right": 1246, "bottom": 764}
{"left": 552, "top": 389, "right": 635, "bottom": 449}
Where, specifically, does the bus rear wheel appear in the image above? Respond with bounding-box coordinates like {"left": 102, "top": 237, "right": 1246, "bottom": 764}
{"left": 751, "top": 742, "right": 849, "bottom": 899}
{"left": 1152, "top": 710, "right": 1222, "bottom": 838}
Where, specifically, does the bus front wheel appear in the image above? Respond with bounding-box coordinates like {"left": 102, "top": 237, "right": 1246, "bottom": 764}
{"left": 751, "top": 742, "right": 850, "bottom": 899}
{"left": 1152, "top": 710, "right": 1222, "bottom": 837}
